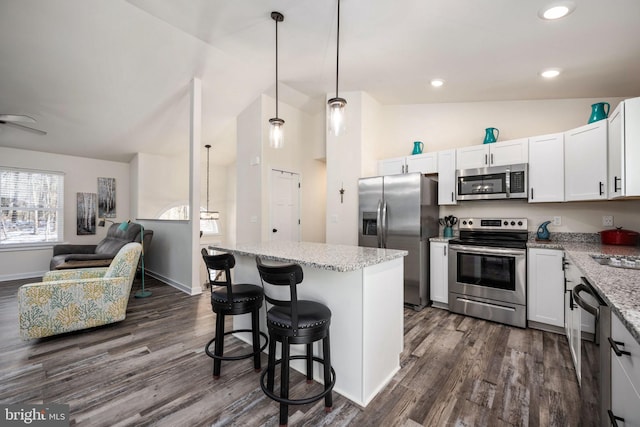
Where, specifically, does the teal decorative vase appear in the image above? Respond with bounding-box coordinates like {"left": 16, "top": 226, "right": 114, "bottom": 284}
{"left": 412, "top": 141, "right": 424, "bottom": 155}
{"left": 588, "top": 102, "right": 610, "bottom": 123}
{"left": 443, "top": 226, "right": 453, "bottom": 238}
{"left": 483, "top": 127, "right": 499, "bottom": 144}
{"left": 536, "top": 221, "right": 551, "bottom": 240}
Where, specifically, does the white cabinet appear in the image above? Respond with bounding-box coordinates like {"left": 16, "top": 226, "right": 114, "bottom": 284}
{"left": 564, "top": 120, "right": 608, "bottom": 201}
{"left": 609, "top": 314, "right": 640, "bottom": 426}
{"left": 437, "top": 149, "right": 457, "bottom": 205}
{"left": 406, "top": 153, "right": 437, "bottom": 174}
{"left": 527, "top": 248, "right": 564, "bottom": 328}
{"left": 378, "top": 156, "right": 406, "bottom": 176}
{"left": 528, "top": 133, "right": 565, "bottom": 203}
{"left": 429, "top": 241, "right": 449, "bottom": 307}
{"left": 378, "top": 153, "right": 438, "bottom": 176}
{"left": 456, "top": 138, "right": 529, "bottom": 169}
{"left": 456, "top": 144, "right": 489, "bottom": 169}
{"left": 564, "top": 257, "right": 582, "bottom": 385}
{"left": 609, "top": 96, "right": 640, "bottom": 199}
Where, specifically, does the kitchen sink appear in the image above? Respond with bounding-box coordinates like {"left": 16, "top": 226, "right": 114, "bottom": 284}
{"left": 590, "top": 254, "right": 640, "bottom": 270}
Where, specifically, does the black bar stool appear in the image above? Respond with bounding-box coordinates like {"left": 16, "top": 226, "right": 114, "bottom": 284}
{"left": 256, "top": 257, "right": 336, "bottom": 427}
{"left": 201, "top": 249, "right": 268, "bottom": 379}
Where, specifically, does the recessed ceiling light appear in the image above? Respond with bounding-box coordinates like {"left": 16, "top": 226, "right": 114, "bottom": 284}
{"left": 541, "top": 69, "right": 561, "bottom": 78}
{"left": 430, "top": 79, "right": 444, "bottom": 88}
{"left": 539, "top": 2, "right": 575, "bottom": 20}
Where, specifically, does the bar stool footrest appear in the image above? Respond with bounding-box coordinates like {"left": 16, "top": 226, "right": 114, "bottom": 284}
{"left": 260, "top": 355, "right": 336, "bottom": 406}
{"left": 205, "top": 329, "right": 268, "bottom": 361}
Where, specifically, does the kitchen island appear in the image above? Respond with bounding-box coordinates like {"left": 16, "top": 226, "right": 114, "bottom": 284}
{"left": 208, "top": 240, "right": 408, "bottom": 407}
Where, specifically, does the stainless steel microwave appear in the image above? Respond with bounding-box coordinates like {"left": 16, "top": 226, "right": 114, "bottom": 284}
{"left": 456, "top": 163, "right": 528, "bottom": 200}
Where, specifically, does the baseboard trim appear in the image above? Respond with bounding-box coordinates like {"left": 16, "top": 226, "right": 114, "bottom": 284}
{"left": 144, "top": 270, "right": 202, "bottom": 296}
{"left": 0, "top": 271, "right": 47, "bottom": 282}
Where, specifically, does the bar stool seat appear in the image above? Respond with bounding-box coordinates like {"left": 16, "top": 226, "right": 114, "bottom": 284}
{"left": 201, "top": 249, "right": 268, "bottom": 379}
{"left": 256, "top": 257, "right": 336, "bottom": 427}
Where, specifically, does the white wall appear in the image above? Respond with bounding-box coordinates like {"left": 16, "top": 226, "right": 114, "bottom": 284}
{"left": 0, "top": 147, "right": 130, "bottom": 280}
{"left": 441, "top": 199, "right": 640, "bottom": 234}
{"left": 375, "top": 97, "right": 627, "bottom": 159}
{"left": 236, "top": 97, "right": 263, "bottom": 244}
{"left": 326, "top": 92, "right": 382, "bottom": 245}
{"left": 236, "top": 93, "right": 327, "bottom": 245}
{"left": 135, "top": 152, "right": 189, "bottom": 219}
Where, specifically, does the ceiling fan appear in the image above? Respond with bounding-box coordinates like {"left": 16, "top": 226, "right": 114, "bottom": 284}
{"left": 0, "top": 114, "right": 47, "bottom": 135}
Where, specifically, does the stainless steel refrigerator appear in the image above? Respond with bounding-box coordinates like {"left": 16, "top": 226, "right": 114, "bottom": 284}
{"left": 358, "top": 173, "right": 439, "bottom": 308}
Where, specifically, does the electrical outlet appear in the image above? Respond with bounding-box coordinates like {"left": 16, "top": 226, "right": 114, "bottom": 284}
{"left": 602, "top": 215, "right": 614, "bottom": 227}
{"left": 552, "top": 216, "right": 561, "bottom": 226}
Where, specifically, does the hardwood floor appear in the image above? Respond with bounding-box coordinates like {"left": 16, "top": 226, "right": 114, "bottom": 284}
{"left": 1, "top": 276, "right": 598, "bottom": 426}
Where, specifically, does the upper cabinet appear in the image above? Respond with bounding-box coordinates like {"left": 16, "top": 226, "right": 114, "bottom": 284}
{"left": 609, "top": 97, "right": 640, "bottom": 199}
{"left": 406, "top": 152, "right": 438, "bottom": 174}
{"left": 528, "top": 133, "right": 564, "bottom": 203}
{"left": 437, "top": 149, "right": 457, "bottom": 205}
{"left": 456, "top": 138, "right": 529, "bottom": 170}
{"left": 378, "top": 156, "right": 406, "bottom": 176}
{"left": 378, "top": 153, "right": 437, "bottom": 176}
{"left": 564, "top": 120, "right": 608, "bottom": 201}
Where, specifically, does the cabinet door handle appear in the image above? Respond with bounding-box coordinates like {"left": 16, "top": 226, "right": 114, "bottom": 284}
{"left": 614, "top": 176, "right": 621, "bottom": 192}
{"left": 607, "top": 409, "right": 624, "bottom": 426}
{"left": 451, "top": 192, "right": 454, "bottom": 202}
{"left": 530, "top": 188, "right": 534, "bottom": 199}
{"left": 599, "top": 181, "right": 604, "bottom": 196}
{"left": 569, "top": 290, "right": 575, "bottom": 310}
{"left": 485, "top": 154, "right": 488, "bottom": 165}
{"left": 444, "top": 246, "right": 447, "bottom": 256}
{"left": 490, "top": 153, "right": 494, "bottom": 165}
{"left": 405, "top": 164, "right": 409, "bottom": 173}
{"left": 608, "top": 337, "right": 631, "bottom": 357}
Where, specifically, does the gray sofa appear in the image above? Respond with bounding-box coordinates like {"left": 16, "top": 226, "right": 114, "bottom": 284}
{"left": 50, "top": 223, "right": 153, "bottom": 270}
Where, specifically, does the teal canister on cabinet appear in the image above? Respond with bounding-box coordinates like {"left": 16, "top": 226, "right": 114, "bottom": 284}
{"left": 411, "top": 141, "right": 424, "bottom": 155}
{"left": 483, "top": 127, "right": 499, "bottom": 144}
{"left": 588, "top": 102, "right": 610, "bottom": 123}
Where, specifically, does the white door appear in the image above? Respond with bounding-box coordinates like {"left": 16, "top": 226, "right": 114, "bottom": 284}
{"left": 564, "top": 121, "right": 608, "bottom": 201}
{"left": 378, "top": 157, "right": 406, "bottom": 175}
{"left": 437, "top": 149, "right": 457, "bottom": 205}
{"left": 270, "top": 169, "right": 300, "bottom": 241}
{"left": 528, "top": 133, "right": 564, "bottom": 202}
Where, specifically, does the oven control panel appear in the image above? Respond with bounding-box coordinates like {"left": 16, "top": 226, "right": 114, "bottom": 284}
{"left": 458, "top": 217, "right": 528, "bottom": 231}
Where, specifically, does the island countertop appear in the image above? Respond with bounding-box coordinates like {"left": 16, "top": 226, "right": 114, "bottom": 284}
{"left": 208, "top": 240, "right": 407, "bottom": 273}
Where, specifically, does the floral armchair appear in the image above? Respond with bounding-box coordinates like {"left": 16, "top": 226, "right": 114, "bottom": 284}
{"left": 18, "top": 242, "right": 142, "bottom": 340}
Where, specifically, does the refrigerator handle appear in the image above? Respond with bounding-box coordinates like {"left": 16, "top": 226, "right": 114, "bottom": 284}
{"left": 376, "top": 199, "right": 383, "bottom": 248}
{"left": 381, "top": 200, "right": 388, "bottom": 248}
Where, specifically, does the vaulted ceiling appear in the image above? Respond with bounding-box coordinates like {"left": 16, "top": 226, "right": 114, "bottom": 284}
{"left": 1, "top": 0, "right": 639, "bottom": 164}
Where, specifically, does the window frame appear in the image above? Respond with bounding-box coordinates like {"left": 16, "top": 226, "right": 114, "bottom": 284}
{"left": 0, "top": 166, "right": 65, "bottom": 249}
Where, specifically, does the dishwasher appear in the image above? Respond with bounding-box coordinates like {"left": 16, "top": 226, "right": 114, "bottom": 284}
{"left": 573, "top": 276, "right": 610, "bottom": 427}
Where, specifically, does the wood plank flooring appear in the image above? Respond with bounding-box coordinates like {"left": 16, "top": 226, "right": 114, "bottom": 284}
{"left": 0, "top": 276, "right": 598, "bottom": 426}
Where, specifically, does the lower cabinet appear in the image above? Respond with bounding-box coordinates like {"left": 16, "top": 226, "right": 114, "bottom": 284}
{"left": 609, "top": 314, "right": 640, "bottom": 426}
{"left": 527, "top": 248, "right": 565, "bottom": 328}
{"left": 429, "top": 241, "right": 448, "bottom": 307}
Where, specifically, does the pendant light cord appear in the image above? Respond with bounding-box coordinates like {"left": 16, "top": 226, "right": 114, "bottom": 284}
{"left": 335, "top": 0, "right": 341, "bottom": 98}
{"left": 275, "top": 16, "right": 279, "bottom": 118}
{"left": 205, "top": 144, "right": 211, "bottom": 212}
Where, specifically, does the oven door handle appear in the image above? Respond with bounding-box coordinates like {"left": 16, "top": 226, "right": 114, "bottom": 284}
{"left": 449, "top": 244, "right": 526, "bottom": 257}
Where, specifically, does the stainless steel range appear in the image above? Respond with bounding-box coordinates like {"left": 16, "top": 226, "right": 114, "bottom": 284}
{"left": 448, "top": 218, "right": 528, "bottom": 328}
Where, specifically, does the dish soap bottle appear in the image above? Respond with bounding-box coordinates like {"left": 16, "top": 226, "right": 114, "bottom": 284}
{"left": 536, "top": 221, "right": 551, "bottom": 241}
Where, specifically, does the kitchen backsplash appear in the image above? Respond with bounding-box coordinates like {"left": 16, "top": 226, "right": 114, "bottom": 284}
{"left": 440, "top": 199, "right": 640, "bottom": 234}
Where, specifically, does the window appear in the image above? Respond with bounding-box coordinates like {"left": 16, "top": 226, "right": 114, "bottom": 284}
{"left": 0, "top": 167, "right": 64, "bottom": 247}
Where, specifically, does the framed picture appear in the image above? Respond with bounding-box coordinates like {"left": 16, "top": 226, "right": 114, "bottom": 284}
{"left": 77, "top": 192, "right": 97, "bottom": 235}
{"left": 98, "top": 177, "right": 116, "bottom": 218}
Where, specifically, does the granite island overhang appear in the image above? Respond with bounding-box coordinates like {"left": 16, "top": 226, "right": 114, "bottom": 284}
{"left": 208, "top": 240, "right": 408, "bottom": 407}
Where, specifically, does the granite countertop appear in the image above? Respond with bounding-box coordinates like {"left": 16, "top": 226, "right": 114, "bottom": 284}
{"left": 208, "top": 241, "right": 407, "bottom": 273}
{"left": 528, "top": 238, "right": 640, "bottom": 344}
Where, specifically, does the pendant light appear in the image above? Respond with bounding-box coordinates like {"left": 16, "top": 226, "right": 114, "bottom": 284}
{"left": 269, "top": 11, "right": 285, "bottom": 149}
{"left": 328, "top": 0, "right": 347, "bottom": 136}
{"left": 200, "top": 144, "right": 219, "bottom": 235}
